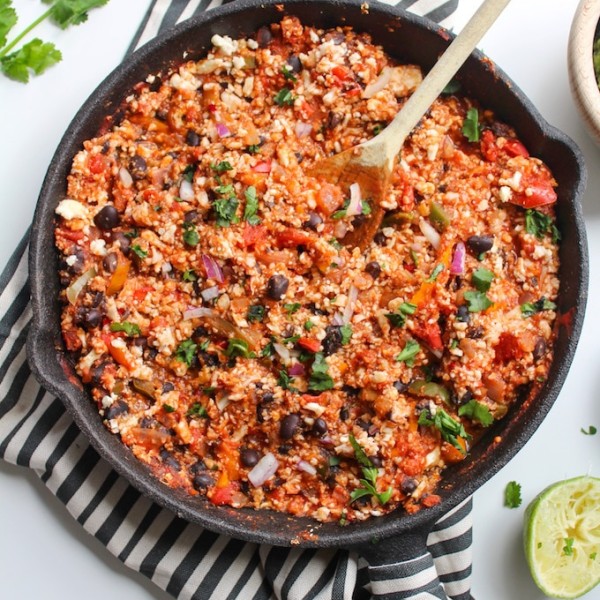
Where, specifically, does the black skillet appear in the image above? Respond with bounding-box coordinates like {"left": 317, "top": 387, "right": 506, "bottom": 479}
{"left": 27, "top": 0, "right": 588, "bottom": 575}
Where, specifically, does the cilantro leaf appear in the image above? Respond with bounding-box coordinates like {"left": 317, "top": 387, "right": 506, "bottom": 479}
{"left": 349, "top": 435, "right": 392, "bottom": 506}
{"left": 462, "top": 107, "right": 481, "bottom": 142}
{"left": 385, "top": 301, "right": 416, "bottom": 328}
{"left": 581, "top": 425, "right": 597, "bottom": 436}
{"left": 427, "top": 264, "right": 444, "bottom": 282}
{"left": 274, "top": 87, "right": 294, "bottom": 106}
{"left": 225, "top": 338, "right": 255, "bottom": 359}
{"left": 174, "top": 339, "right": 197, "bottom": 367}
{"left": 472, "top": 268, "right": 494, "bottom": 293}
{"left": 458, "top": 399, "right": 494, "bottom": 427}
{"left": 247, "top": 304, "right": 266, "bottom": 323}
{"left": 211, "top": 160, "right": 233, "bottom": 173}
{"left": 182, "top": 221, "right": 199, "bottom": 246}
{"left": 109, "top": 321, "right": 141, "bottom": 337}
{"left": 45, "top": 0, "right": 109, "bottom": 30}
{"left": 525, "top": 209, "right": 561, "bottom": 243}
{"left": 130, "top": 244, "right": 148, "bottom": 259}
{"left": 308, "top": 352, "right": 334, "bottom": 391}
{"left": 464, "top": 290, "right": 493, "bottom": 312}
{"left": 504, "top": 481, "right": 522, "bottom": 508}
{"left": 187, "top": 403, "right": 208, "bottom": 418}
{"left": 340, "top": 324, "right": 352, "bottom": 345}
{"left": 243, "top": 185, "right": 260, "bottom": 225}
{"left": 281, "top": 64, "right": 297, "bottom": 82}
{"left": 521, "top": 297, "right": 556, "bottom": 318}
{"left": 395, "top": 339, "right": 421, "bottom": 366}
{"left": 277, "top": 368, "right": 298, "bottom": 392}
{"left": 283, "top": 302, "right": 301, "bottom": 314}
{"left": 418, "top": 407, "right": 470, "bottom": 453}
{"left": 1, "top": 38, "right": 61, "bottom": 82}
{"left": 0, "top": 0, "right": 17, "bottom": 48}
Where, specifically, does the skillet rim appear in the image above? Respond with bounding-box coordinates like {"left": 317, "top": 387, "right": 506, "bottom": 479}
{"left": 27, "top": 0, "right": 588, "bottom": 548}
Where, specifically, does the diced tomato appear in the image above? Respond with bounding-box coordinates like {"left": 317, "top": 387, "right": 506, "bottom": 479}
{"left": 252, "top": 160, "right": 272, "bottom": 173}
{"left": 210, "top": 481, "right": 239, "bottom": 506}
{"left": 133, "top": 286, "right": 153, "bottom": 302}
{"left": 414, "top": 321, "right": 444, "bottom": 352}
{"left": 331, "top": 65, "right": 352, "bottom": 84}
{"left": 510, "top": 178, "right": 557, "bottom": 208}
{"left": 298, "top": 337, "right": 321, "bottom": 353}
{"left": 503, "top": 139, "right": 529, "bottom": 158}
{"left": 494, "top": 332, "right": 524, "bottom": 362}
{"left": 315, "top": 181, "right": 344, "bottom": 215}
{"left": 56, "top": 228, "right": 85, "bottom": 242}
{"left": 421, "top": 494, "right": 442, "bottom": 508}
{"left": 275, "top": 227, "right": 315, "bottom": 248}
{"left": 88, "top": 154, "right": 107, "bottom": 174}
{"left": 241, "top": 224, "right": 267, "bottom": 248}
{"left": 480, "top": 129, "right": 498, "bottom": 162}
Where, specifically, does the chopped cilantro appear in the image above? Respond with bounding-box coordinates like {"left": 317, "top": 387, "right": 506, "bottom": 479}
{"left": 278, "top": 368, "right": 298, "bottom": 392}
{"left": 130, "top": 244, "right": 148, "bottom": 259}
{"left": 163, "top": 403, "right": 176, "bottom": 413}
{"left": 187, "top": 403, "right": 208, "bottom": 418}
{"left": 472, "top": 268, "right": 494, "bottom": 292}
{"left": 427, "top": 264, "right": 444, "bottom": 282}
{"left": 182, "top": 164, "right": 196, "bottom": 182}
{"left": 246, "top": 144, "right": 261, "bottom": 155}
{"left": 123, "top": 228, "right": 139, "bottom": 239}
{"left": 304, "top": 320, "right": 315, "bottom": 331}
{"left": 504, "top": 481, "right": 522, "bottom": 508}
{"left": 174, "top": 339, "right": 197, "bottom": 367}
{"left": 243, "top": 185, "right": 260, "bottom": 225}
{"left": 182, "top": 221, "right": 199, "bottom": 246}
{"left": 247, "top": 304, "right": 266, "bottom": 323}
{"left": 462, "top": 107, "right": 481, "bottom": 142}
{"left": 581, "top": 425, "right": 597, "bottom": 436}
{"left": 283, "top": 302, "right": 301, "bottom": 314}
{"left": 283, "top": 334, "right": 301, "bottom": 345}
{"left": 418, "top": 407, "right": 470, "bottom": 453}
{"left": 349, "top": 434, "right": 393, "bottom": 506}
{"left": 308, "top": 352, "right": 334, "bottom": 391}
{"left": 274, "top": 87, "right": 295, "bottom": 106}
{"left": 329, "top": 238, "right": 343, "bottom": 250}
{"left": 281, "top": 64, "right": 297, "bottom": 82}
{"left": 525, "top": 209, "right": 561, "bottom": 243}
{"left": 182, "top": 269, "right": 197, "bottom": 282}
{"left": 385, "top": 302, "right": 417, "bottom": 328}
{"left": 464, "top": 290, "right": 493, "bottom": 312}
{"left": 225, "top": 338, "right": 255, "bottom": 359}
{"left": 211, "top": 160, "right": 233, "bottom": 173}
{"left": 340, "top": 324, "right": 352, "bottom": 345}
{"left": 372, "top": 123, "right": 383, "bottom": 135}
{"left": 213, "top": 197, "right": 239, "bottom": 227}
{"left": 109, "top": 321, "right": 141, "bottom": 337}
{"left": 395, "top": 339, "right": 421, "bottom": 366}
{"left": 458, "top": 399, "right": 494, "bottom": 427}
{"left": 521, "top": 297, "right": 556, "bottom": 318}
{"left": 261, "top": 340, "right": 275, "bottom": 358}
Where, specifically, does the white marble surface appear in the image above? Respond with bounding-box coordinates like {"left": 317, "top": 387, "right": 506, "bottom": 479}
{"left": 1, "top": 1, "right": 599, "bottom": 598}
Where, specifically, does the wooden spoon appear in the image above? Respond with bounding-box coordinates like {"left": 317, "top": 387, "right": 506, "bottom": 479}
{"left": 311, "top": 0, "right": 512, "bottom": 249}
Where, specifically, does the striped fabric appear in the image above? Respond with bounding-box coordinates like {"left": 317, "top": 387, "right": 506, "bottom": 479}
{"left": 0, "top": 0, "right": 475, "bottom": 598}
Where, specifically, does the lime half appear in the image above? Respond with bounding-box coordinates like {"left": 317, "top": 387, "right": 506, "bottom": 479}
{"left": 524, "top": 476, "right": 600, "bottom": 599}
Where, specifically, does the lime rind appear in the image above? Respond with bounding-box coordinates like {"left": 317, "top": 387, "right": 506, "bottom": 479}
{"left": 524, "top": 476, "right": 600, "bottom": 599}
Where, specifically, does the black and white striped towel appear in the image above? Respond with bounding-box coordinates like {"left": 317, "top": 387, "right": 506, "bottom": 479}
{"left": 0, "top": 1, "right": 475, "bottom": 598}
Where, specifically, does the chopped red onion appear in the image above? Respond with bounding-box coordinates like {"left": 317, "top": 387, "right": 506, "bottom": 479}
{"left": 183, "top": 306, "right": 215, "bottom": 320}
{"left": 297, "top": 460, "right": 317, "bottom": 476}
{"left": 450, "top": 241, "right": 466, "bottom": 275}
{"left": 179, "top": 178, "right": 194, "bottom": 201}
{"left": 295, "top": 121, "right": 312, "bottom": 138}
{"left": 200, "top": 285, "right": 219, "bottom": 302}
{"left": 331, "top": 313, "right": 344, "bottom": 327}
{"left": 118, "top": 167, "right": 133, "bottom": 188}
{"left": 362, "top": 67, "right": 392, "bottom": 99}
{"left": 248, "top": 452, "right": 279, "bottom": 487}
{"left": 252, "top": 160, "right": 271, "bottom": 173}
{"left": 216, "top": 122, "right": 231, "bottom": 138}
{"left": 419, "top": 219, "right": 441, "bottom": 250}
{"left": 288, "top": 362, "right": 305, "bottom": 377}
{"left": 342, "top": 285, "right": 358, "bottom": 324}
{"left": 346, "top": 182, "right": 363, "bottom": 217}
{"left": 202, "top": 254, "right": 224, "bottom": 283}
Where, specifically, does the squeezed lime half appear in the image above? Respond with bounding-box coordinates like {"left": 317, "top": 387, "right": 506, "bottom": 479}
{"left": 524, "top": 476, "right": 600, "bottom": 599}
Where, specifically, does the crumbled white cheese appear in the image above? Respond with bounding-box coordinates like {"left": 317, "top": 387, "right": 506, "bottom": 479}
{"left": 55, "top": 198, "right": 88, "bottom": 221}
{"left": 211, "top": 34, "right": 237, "bottom": 56}
{"left": 247, "top": 38, "right": 258, "bottom": 50}
{"left": 232, "top": 56, "right": 246, "bottom": 70}
{"left": 90, "top": 239, "right": 107, "bottom": 257}
{"left": 65, "top": 255, "right": 78, "bottom": 267}
{"left": 498, "top": 185, "right": 512, "bottom": 203}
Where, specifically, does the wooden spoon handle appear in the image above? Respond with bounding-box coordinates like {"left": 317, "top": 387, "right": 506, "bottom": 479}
{"left": 376, "top": 0, "right": 512, "bottom": 155}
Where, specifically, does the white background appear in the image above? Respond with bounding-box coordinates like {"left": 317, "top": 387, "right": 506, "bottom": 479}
{"left": 1, "top": 0, "right": 599, "bottom": 598}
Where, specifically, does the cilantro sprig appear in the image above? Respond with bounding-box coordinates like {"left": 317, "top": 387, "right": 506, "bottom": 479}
{"left": 504, "top": 481, "right": 522, "bottom": 508}
{"left": 308, "top": 352, "right": 334, "bottom": 391}
{"left": 458, "top": 399, "right": 494, "bottom": 427}
{"left": 349, "top": 434, "right": 393, "bottom": 506}
{"left": 0, "top": 0, "right": 109, "bottom": 83}
{"left": 418, "top": 407, "right": 470, "bottom": 453}
{"left": 462, "top": 107, "right": 481, "bottom": 142}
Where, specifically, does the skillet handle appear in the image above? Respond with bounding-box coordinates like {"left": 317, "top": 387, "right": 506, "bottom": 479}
{"left": 353, "top": 525, "right": 450, "bottom": 600}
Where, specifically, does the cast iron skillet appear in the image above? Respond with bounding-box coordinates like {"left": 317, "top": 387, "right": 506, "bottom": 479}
{"left": 27, "top": 0, "right": 588, "bottom": 571}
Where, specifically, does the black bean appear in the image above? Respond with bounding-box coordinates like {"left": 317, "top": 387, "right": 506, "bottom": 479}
{"left": 322, "top": 326, "right": 343, "bottom": 356}
{"left": 340, "top": 407, "right": 349, "bottom": 421}
{"left": 256, "top": 26, "right": 272, "bottom": 47}
{"left": 280, "top": 413, "right": 300, "bottom": 439}
{"left": 185, "top": 129, "right": 200, "bottom": 146}
{"left": 66, "top": 248, "right": 85, "bottom": 274}
{"left": 369, "top": 456, "right": 383, "bottom": 468}
{"left": 466, "top": 235, "right": 494, "bottom": 255}
{"left": 133, "top": 336, "right": 148, "bottom": 348}
{"left": 356, "top": 419, "right": 370, "bottom": 432}
{"left": 342, "top": 385, "right": 360, "bottom": 397}
{"left": 326, "top": 111, "right": 343, "bottom": 129}
{"left": 304, "top": 212, "right": 323, "bottom": 231}
{"left": 184, "top": 210, "right": 199, "bottom": 223}
{"left": 192, "top": 472, "right": 214, "bottom": 490}
{"left": 140, "top": 416, "right": 157, "bottom": 429}
{"left": 129, "top": 155, "right": 147, "bottom": 180}
{"left": 240, "top": 448, "right": 260, "bottom": 467}
{"left": 312, "top": 418, "right": 328, "bottom": 436}
{"left": 112, "top": 232, "right": 131, "bottom": 254}
{"left": 278, "top": 444, "right": 292, "bottom": 455}
{"left": 85, "top": 308, "right": 103, "bottom": 329}
{"left": 365, "top": 261, "right": 381, "bottom": 279}
{"left": 105, "top": 400, "right": 128, "bottom": 420}
{"left": 287, "top": 54, "right": 302, "bottom": 73}
{"left": 393, "top": 381, "right": 408, "bottom": 393}
{"left": 266, "top": 274, "right": 289, "bottom": 300}
{"left": 190, "top": 460, "right": 207, "bottom": 475}
{"left": 199, "top": 352, "right": 220, "bottom": 367}
{"left": 193, "top": 326, "right": 209, "bottom": 338}
{"left": 374, "top": 231, "right": 387, "bottom": 246}
{"left": 459, "top": 390, "right": 474, "bottom": 405}
{"left": 102, "top": 252, "right": 117, "bottom": 273}
{"left": 159, "top": 448, "right": 181, "bottom": 471}
{"left": 162, "top": 382, "right": 175, "bottom": 393}
{"left": 456, "top": 304, "right": 471, "bottom": 323}
{"left": 467, "top": 326, "right": 484, "bottom": 339}
{"left": 90, "top": 362, "right": 108, "bottom": 385}
{"left": 401, "top": 477, "right": 418, "bottom": 494}
{"left": 94, "top": 205, "right": 120, "bottom": 231}
{"left": 533, "top": 337, "right": 547, "bottom": 360}
{"left": 262, "top": 392, "right": 275, "bottom": 403}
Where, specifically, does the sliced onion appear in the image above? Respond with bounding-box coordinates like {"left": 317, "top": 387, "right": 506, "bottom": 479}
{"left": 419, "top": 219, "right": 441, "bottom": 250}
{"left": 346, "top": 182, "right": 363, "bottom": 217}
{"left": 248, "top": 452, "right": 279, "bottom": 487}
{"left": 273, "top": 343, "right": 291, "bottom": 364}
{"left": 297, "top": 460, "right": 317, "bottom": 476}
{"left": 362, "top": 67, "right": 392, "bottom": 99}
{"left": 179, "top": 178, "right": 194, "bottom": 201}
{"left": 202, "top": 254, "right": 224, "bottom": 283}
{"left": 183, "top": 306, "right": 215, "bottom": 320}
{"left": 288, "top": 362, "right": 305, "bottom": 377}
{"left": 66, "top": 268, "right": 96, "bottom": 305}
{"left": 216, "top": 122, "right": 231, "bottom": 138}
{"left": 450, "top": 241, "right": 466, "bottom": 275}
{"left": 295, "top": 121, "right": 312, "bottom": 138}
{"left": 200, "top": 285, "right": 219, "bottom": 302}
{"left": 217, "top": 395, "right": 231, "bottom": 411}
{"left": 118, "top": 167, "right": 133, "bottom": 188}
{"left": 331, "top": 313, "right": 344, "bottom": 327}
{"left": 342, "top": 284, "right": 358, "bottom": 324}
